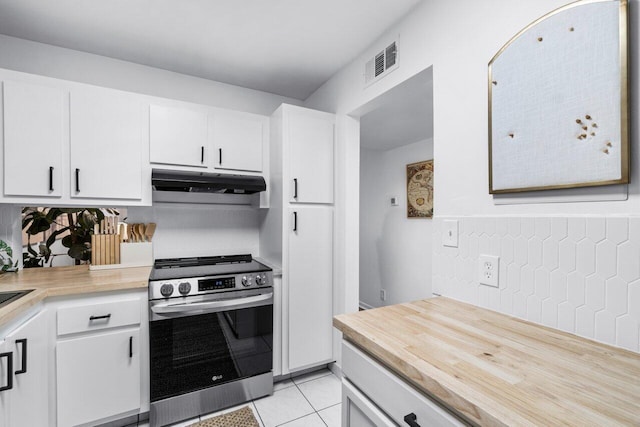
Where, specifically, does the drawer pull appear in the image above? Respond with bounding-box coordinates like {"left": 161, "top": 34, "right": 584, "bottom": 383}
{"left": 15, "top": 339, "right": 27, "bottom": 375}
{"left": 293, "top": 178, "right": 298, "bottom": 199}
{"left": 89, "top": 314, "right": 112, "bottom": 321}
{"left": 404, "top": 413, "right": 421, "bottom": 427}
{"left": 0, "top": 352, "right": 13, "bottom": 392}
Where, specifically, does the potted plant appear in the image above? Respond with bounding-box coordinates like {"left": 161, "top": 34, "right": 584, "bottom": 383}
{"left": 0, "top": 239, "right": 18, "bottom": 272}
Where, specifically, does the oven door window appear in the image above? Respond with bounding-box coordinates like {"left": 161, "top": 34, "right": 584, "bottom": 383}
{"left": 150, "top": 304, "right": 273, "bottom": 401}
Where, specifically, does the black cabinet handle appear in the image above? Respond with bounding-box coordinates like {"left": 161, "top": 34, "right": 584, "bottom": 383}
{"left": 0, "top": 352, "right": 13, "bottom": 392}
{"left": 293, "top": 211, "right": 297, "bottom": 232}
{"left": 201, "top": 146, "right": 205, "bottom": 164}
{"left": 89, "top": 314, "right": 111, "bottom": 321}
{"left": 219, "top": 148, "right": 222, "bottom": 165}
{"left": 75, "top": 168, "right": 80, "bottom": 192}
{"left": 293, "top": 178, "right": 298, "bottom": 199}
{"left": 129, "top": 336, "right": 133, "bottom": 358}
{"left": 15, "top": 339, "right": 27, "bottom": 375}
{"left": 49, "top": 166, "right": 54, "bottom": 192}
{"left": 404, "top": 413, "right": 420, "bottom": 427}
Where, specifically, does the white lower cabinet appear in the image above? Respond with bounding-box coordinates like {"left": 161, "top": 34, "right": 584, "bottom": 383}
{"left": 341, "top": 341, "right": 466, "bottom": 427}
{"left": 57, "top": 329, "right": 141, "bottom": 426}
{"left": 54, "top": 291, "right": 147, "bottom": 427}
{"left": 0, "top": 309, "right": 49, "bottom": 427}
{"left": 287, "top": 206, "right": 333, "bottom": 371}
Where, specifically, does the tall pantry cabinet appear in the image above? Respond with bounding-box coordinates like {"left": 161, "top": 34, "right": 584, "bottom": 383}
{"left": 262, "top": 104, "right": 335, "bottom": 374}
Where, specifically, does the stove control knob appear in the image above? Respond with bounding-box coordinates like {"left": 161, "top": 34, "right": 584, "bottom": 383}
{"left": 160, "top": 284, "right": 174, "bottom": 297}
{"left": 241, "top": 276, "right": 251, "bottom": 287}
{"left": 255, "top": 275, "right": 264, "bottom": 286}
{"left": 178, "top": 282, "right": 191, "bottom": 295}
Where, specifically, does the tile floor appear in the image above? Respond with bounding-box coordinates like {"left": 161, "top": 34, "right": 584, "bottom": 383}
{"left": 137, "top": 368, "right": 341, "bottom": 427}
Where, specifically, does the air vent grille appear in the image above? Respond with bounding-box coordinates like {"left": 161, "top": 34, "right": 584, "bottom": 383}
{"left": 385, "top": 42, "right": 397, "bottom": 69}
{"left": 364, "top": 39, "right": 399, "bottom": 86}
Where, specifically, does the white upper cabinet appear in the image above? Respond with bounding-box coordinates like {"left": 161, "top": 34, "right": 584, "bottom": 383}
{"left": 149, "top": 104, "right": 208, "bottom": 168}
{"left": 212, "top": 111, "right": 265, "bottom": 172}
{"left": 287, "top": 108, "right": 334, "bottom": 204}
{"left": 3, "top": 81, "right": 64, "bottom": 197}
{"left": 70, "top": 87, "right": 143, "bottom": 200}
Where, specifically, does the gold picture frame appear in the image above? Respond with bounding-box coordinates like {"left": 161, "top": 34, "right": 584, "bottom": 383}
{"left": 488, "top": 0, "right": 629, "bottom": 194}
{"left": 407, "top": 160, "right": 433, "bottom": 218}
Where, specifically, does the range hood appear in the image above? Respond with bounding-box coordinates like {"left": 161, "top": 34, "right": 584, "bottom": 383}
{"left": 152, "top": 169, "right": 266, "bottom": 205}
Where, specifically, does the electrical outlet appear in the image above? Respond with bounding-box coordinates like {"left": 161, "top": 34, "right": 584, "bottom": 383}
{"left": 380, "top": 289, "right": 387, "bottom": 301}
{"left": 478, "top": 255, "right": 499, "bottom": 287}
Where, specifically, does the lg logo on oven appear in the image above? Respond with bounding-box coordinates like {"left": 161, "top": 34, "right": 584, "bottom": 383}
{"left": 212, "top": 375, "right": 224, "bottom": 382}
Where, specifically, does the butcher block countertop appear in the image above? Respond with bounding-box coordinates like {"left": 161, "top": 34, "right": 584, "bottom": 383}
{"left": 0, "top": 265, "right": 151, "bottom": 328}
{"left": 333, "top": 297, "right": 640, "bottom": 427}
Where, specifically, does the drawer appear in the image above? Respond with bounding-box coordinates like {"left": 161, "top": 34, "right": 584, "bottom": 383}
{"left": 57, "top": 297, "right": 141, "bottom": 336}
{"left": 342, "top": 341, "right": 467, "bottom": 427}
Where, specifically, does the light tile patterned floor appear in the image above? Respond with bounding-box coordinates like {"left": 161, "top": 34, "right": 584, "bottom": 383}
{"left": 136, "top": 368, "right": 341, "bottom": 427}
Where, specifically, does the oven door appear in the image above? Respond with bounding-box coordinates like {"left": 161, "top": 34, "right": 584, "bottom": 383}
{"left": 149, "top": 288, "right": 273, "bottom": 402}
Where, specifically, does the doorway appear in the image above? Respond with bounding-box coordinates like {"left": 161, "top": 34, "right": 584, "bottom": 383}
{"left": 354, "top": 67, "right": 434, "bottom": 309}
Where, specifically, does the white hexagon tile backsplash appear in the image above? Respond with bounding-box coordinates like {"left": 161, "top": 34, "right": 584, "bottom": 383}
{"left": 433, "top": 217, "right": 640, "bottom": 353}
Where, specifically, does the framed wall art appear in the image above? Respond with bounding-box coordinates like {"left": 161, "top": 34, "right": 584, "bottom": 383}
{"left": 488, "top": 0, "right": 629, "bottom": 194}
{"left": 407, "top": 160, "right": 433, "bottom": 218}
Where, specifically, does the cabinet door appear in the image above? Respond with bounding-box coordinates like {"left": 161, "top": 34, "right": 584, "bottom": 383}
{"left": 0, "top": 339, "right": 9, "bottom": 427}
{"left": 57, "top": 329, "right": 140, "bottom": 426}
{"left": 70, "top": 87, "right": 142, "bottom": 200}
{"left": 212, "top": 112, "right": 264, "bottom": 172}
{"left": 287, "top": 207, "right": 333, "bottom": 371}
{"left": 150, "top": 104, "right": 208, "bottom": 167}
{"left": 3, "top": 81, "right": 64, "bottom": 197}
{"left": 6, "top": 311, "right": 49, "bottom": 427}
{"left": 288, "top": 109, "right": 334, "bottom": 203}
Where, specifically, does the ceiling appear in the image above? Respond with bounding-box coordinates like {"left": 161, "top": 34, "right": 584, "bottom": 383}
{"left": 0, "top": 0, "right": 422, "bottom": 100}
{"left": 358, "top": 67, "right": 433, "bottom": 151}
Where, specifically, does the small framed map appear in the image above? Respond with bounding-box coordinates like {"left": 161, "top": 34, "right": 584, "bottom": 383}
{"left": 406, "top": 160, "right": 433, "bottom": 218}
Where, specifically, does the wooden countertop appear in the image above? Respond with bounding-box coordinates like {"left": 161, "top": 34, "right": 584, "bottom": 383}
{"left": 333, "top": 297, "right": 640, "bottom": 427}
{"left": 0, "top": 265, "right": 151, "bottom": 328}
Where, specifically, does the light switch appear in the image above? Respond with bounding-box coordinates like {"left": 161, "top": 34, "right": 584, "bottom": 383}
{"left": 442, "top": 220, "right": 458, "bottom": 247}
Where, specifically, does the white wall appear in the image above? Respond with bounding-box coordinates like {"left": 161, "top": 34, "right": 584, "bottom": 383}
{"left": 360, "top": 139, "right": 433, "bottom": 308}
{"left": 127, "top": 205, "right": 259, "bottom": 260}
{"left": 305, "top": 0, "right": 640, "bottom": 352}
{"left": 0, "top": 34, "right": 302, "bottom": 115}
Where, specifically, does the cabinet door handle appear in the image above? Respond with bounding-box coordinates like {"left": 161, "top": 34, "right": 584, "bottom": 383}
{"left": 0, "top": 352, "right": 13, "bottom": 392}
{"left": 293, "top": 211, "right": 297, "bottom": 232}
{"left": 129, "top": 336, "right": 133, "bottom": 358}
{"left": 219, "top": 148, "right": 222, "bottom": 165}
{"left": 49, "top": 166, "right": 54, "bottom": 192}
{"left": 404, "top": 413, "right": 421, "bottom": 427}
{"left": 293, "top": 178, "right": 298, "bottom": 199}
{"left": 89, "top": 314, "right": 111, "bottom": 321}
{"left": 75, "top": 168, "right": 80, "bottom": 192}
{"left": 15, "top": 339, "right": 27, "bottom": 375}
{"left": 201, "top": 146, "right": 205, "bottom": 164}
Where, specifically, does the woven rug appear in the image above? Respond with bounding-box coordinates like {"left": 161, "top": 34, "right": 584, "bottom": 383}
{"left": 188, "top": 406, "right": 260, "bottom": 427}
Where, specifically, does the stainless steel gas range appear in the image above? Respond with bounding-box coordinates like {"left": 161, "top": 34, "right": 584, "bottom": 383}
{"left": 148, "top": 254, "right": 274, "bottom": 427}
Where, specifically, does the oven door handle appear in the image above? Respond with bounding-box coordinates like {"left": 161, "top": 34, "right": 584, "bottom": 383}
{"left": 151, "top": 292, "right": 273, "bottom": 315}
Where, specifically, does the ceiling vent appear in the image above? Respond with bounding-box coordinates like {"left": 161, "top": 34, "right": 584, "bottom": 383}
{"left": 365, "top": 40, "right": 398, "bottom": 86}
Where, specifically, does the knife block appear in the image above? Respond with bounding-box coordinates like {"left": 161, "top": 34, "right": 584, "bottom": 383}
{"left": 90, "top": 234, "right": 120, "bottom": 266}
